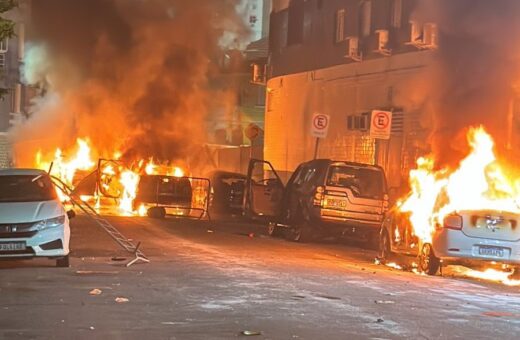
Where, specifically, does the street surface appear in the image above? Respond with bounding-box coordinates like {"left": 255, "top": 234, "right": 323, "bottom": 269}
{"left": 1, "top": 213, "right": 519, "bottom": 339}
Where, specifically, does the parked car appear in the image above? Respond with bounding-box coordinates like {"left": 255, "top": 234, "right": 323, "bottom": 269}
{"left": 207, "top": 171, "right": 246, "bottom": 215}
{"left": 0, "top": 169, "right": 74, "bottom": 267}
{"left": 379, "top": 207, "right": 520, "bottom": 275}
{"left": 133, "top": 174, "right": 193, "bottom": 218}
{"left": 244, "top": 159, "right": 388, "bottom": 243}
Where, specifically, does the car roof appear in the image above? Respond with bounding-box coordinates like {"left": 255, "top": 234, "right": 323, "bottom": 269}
{"left": 304, "top": 159, "right": 384, "bottom": 171}
{"left": 0, "top": 168, "right": 48, "bottom": 176}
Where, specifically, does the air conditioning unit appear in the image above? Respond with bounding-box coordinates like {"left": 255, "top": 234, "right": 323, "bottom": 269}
{"left": 347, "top": 114, "right": 369, "bottom": 131}
{"left": 406, "top": 21, "right": 438, "bottom": 50}
{"left": 422, "top": 23, "right": 438, "bottom": 49}
{"left": 345, "top": 37, "right": 362, "bottom": 62}
{"left": 375, "top": 30, "right": 391, "bottom": 56}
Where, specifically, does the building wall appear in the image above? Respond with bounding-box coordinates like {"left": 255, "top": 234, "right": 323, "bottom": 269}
{"left": 264, "top": 0, "right": 441, "bottom": 187}
{"left": 264, "top": 50, "right": 432, "bottom": 187}
{"left": 0, "top": 1, "right": 30, "bottom": 133}
{"left": 268, "top": 0, "right": 419, "bottom": 78}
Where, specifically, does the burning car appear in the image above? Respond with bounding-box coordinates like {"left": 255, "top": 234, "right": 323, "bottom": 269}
{"left": 0, "top": 169, "right": 74, "bottom": 267}
{"left": 379, "top": 208, "right": 520, "bottom": 275}
{"left": 379, "top": 127, "right": 520, "bottom": 276}
{"left": 132, "top": 174, "right": 193, "bottom": 218}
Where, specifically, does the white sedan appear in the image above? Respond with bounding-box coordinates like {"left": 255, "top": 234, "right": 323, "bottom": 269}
{"left": 0, "top": 169, "right": 72, "bottom": 267}
{"left": 379, "top": 208, "right": 520, "bottom": 275}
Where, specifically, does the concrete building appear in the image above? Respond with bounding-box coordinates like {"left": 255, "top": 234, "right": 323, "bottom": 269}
{"left": 265, "top": 0, "right": 436, "bottom": 186}
{"left": 0, "top": 1, "right": 31, "bottom": 167}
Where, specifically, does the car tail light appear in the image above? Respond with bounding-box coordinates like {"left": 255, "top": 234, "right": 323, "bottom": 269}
{"left": 443, "top": 214, "right": 463, "bottom": 230}
{"left": 313, "top": 186, "right": 325, "bottom": 206}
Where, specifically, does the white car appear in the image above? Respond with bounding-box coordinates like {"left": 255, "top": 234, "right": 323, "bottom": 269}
{"left": 379, "top": 208, "right": 520, "bottom": 275}
{"left": 0, "top": 169, "right": 72, "bottom": 267}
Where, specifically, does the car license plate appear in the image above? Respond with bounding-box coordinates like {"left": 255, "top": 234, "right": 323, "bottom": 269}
{"left": 478, "top": 246, "right": 504, "bottom": 258}
{"left": 0, "top": 242, "right": 26, "bottom": 251}
{"left": 326, "top": 198, "right": 347, "bottom": 209}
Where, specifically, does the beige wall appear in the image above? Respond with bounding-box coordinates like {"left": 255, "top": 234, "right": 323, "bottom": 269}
{"left": 264, "top": 50, "right": 434, "bottom": 184}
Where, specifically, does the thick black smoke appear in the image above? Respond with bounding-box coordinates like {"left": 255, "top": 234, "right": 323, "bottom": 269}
{"left": 416, "top": 0, "right": 520, "bottom": 166}
{"left": 14, "top": 0, "right": 247, "bottom": 165}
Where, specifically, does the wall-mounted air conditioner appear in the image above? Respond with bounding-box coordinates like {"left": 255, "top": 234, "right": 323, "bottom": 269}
{"left": 375, "top": 30, "right": 391, "bottom": 56}
{"left": 422, "top": 23, "right": 438, "bottom": 49}
{"left": 345, "top": 37, "right": 362, "bottom": 62}
{"left": 406, "top": 21, "right": 438, "bottom": 50}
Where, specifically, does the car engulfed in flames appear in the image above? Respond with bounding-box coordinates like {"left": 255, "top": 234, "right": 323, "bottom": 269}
{"left": 379, "top": 126, "right": 520, "bottom": 285}
{"left": 32, "top": 138, "right": 209, "bottom": 219}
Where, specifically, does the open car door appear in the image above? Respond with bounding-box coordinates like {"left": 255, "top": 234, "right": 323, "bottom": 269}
{"left": 244, "top": 159, "right": 284, "bottom": 219}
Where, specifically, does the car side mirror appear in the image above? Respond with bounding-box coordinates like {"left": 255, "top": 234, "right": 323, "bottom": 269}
{"left": 67, "top": 210, "right": 76, "bottom": 220}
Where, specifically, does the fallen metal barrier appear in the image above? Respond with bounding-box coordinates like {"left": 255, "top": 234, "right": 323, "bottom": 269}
{"left": 51, "top": 176, "right": 149, "bottom": 267}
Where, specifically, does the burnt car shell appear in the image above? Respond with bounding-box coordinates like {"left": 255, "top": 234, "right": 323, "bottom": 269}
{"left": 133, "top": 175, "right": 192, "bottom": 210}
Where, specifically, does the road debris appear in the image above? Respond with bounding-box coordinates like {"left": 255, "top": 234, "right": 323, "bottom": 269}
{"left": 75, "top": 270, "right": 120, "bottom": 275}
{"left": 376, "top": 318, "right": 384, "bottom": 323}
{"left": 115, "top": 297, "right": 130, "bottom": 303}
{"left": 482, "top": 311, "right": 517, "bottom": 318}
{"left": 89, "top": 289, "right": 102, "bottom": 295}
{"left": 111, "top": 257, "right": 127, "bottom": 262}
{"left": 240, "top": 330, "right": 262, "bottom": 336}
{"left": 374, "top": 300, "right": 395, "bottom": 304}
{"left": 207, "top": 229, "right": 214, "bottom": 233}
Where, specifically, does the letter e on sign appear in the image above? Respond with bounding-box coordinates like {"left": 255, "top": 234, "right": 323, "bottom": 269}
{"left": 311, "top": 113, "right": 330, "bottom": 138}
{"left": 370, "top": 110, "right": 392, "bottom": 140}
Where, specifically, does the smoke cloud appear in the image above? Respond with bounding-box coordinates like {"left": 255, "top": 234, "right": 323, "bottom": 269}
{"left": 411, "top": 0, "right": 520, "bottom": 167}
{"left": 13, "top": 0, "right": 248, "bottom": 166}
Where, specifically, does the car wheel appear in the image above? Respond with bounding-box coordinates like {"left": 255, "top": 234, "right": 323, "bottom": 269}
{"left": 56, "top": 255, "right": 70, "bottom": 268}
{"left": 148, "top": 207, "right": 166, "bottom": 219}
{"left": 267, "top": 222, "right": 283, "bottom": 237}
{"left": 285, "top": 220, "right": 313, "bottom": 243}
{"left": 419, "top": 243, "right": 440, "bottom": 275}
{"left": 377, "top": 230, "right": 392, "bottom": 264}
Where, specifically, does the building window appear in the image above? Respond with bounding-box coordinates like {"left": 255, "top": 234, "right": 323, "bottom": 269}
{"left": 360, "top": 1, "right": 372, "bottom": 37}
{"left": 335, "top": 9, "right": 346, "bottom": 43}
{"left": 391, "top": 0, "right": 402, "bottom": 28}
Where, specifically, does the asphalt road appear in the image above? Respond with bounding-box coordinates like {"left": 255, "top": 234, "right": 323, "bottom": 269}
{"left": 0, "top": 213, "right": 519, "bottom": 340}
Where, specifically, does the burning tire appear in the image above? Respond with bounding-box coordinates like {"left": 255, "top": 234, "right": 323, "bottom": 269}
{"left": 419, "top": 243, "right": 440, "bottom": 275}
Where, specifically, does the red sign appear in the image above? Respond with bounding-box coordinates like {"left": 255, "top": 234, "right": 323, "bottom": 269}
{"left": 370, "top": 110, "right": 392, "bottom": 140}
{"left": 311, "top": 113, "right": 330, "bottom": 138}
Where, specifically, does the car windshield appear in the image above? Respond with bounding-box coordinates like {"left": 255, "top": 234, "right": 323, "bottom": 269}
{"left": 0, "top": 174, "right": 57, "bottom": 203}
{"left": 326, "top": 166, "right": 385, "bottom": 199}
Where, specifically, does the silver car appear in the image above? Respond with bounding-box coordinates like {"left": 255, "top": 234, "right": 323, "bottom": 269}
{"left": 378, "top": 208, "right": 520, "bottom": 275}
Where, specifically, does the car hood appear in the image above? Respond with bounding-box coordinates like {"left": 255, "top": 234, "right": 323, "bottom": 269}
{"left": 0, "top": 200, "right": 65, "bottom": 224}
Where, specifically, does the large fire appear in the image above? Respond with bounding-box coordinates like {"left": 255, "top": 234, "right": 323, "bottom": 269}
{"left": 400, "top": 126, "right": 520, "bottom": 243}
{"left": 35, "top": 138, "right": 187, "bottom": 216}
{"left": 399, "top": 126, "right": 520, "bottom": 284}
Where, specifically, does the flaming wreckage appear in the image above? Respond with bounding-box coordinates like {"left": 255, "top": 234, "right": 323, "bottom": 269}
{"left": 20, "top": 126, "right": 520, "bottom": 281}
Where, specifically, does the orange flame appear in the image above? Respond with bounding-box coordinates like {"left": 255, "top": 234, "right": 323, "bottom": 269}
{"left": 400, "top": 126, "right": 520, "bottom": 243}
